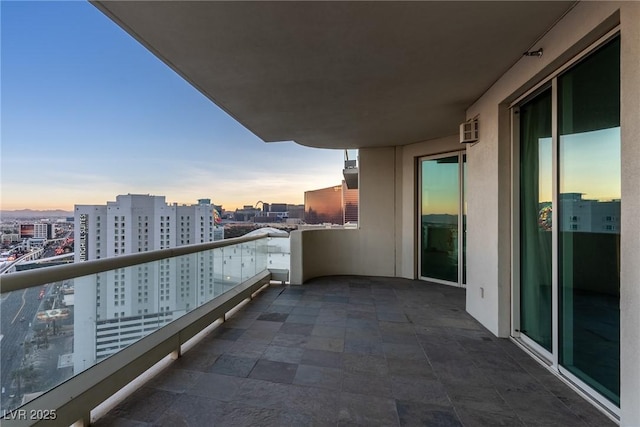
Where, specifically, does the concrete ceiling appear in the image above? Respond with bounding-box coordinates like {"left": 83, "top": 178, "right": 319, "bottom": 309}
{"left": 93, "top": 1, "right": 576, "bottom": 149}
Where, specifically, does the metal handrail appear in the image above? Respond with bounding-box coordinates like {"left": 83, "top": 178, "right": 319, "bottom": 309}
{"left": 0, "top": 233, "right": 283, "bottom": 293}
{"left": 0, "top": 233, "right": 289, "bottom": 426}
{"left": 3, "top": 271, "right": 272, "bottom": 427}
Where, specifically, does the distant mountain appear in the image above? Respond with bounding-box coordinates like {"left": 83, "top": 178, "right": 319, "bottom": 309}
{"left": 0, "top": 209, "right": 73, "bottom": 219}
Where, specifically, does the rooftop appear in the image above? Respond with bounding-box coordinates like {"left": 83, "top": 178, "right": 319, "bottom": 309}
{"left": 94, "top": 276, "right": 613, "bottom": 426}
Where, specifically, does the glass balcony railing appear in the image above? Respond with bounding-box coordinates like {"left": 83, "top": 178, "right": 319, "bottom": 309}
{"left": 0, "top": 234, "right": 289, "bottom": 425}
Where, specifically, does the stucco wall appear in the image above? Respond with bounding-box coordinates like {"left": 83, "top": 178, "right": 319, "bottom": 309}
{"left": 290, "top": 2, "right": 639, "bottom": 421}
{"left": 358, "top": 147, "right": 397, "bottom": 277}
{"left": 465, "top": 1, "right": 627, "bottom": 338}
{"left": 290, "top": 147, "right": 397, "bottom": 283}
{"left": 619, "top": 2, "right": 640, "bottom": 423}
{"left": 463, "top": 1, "right": 639, "bottom": 421}
{"left": 291, "top": 137, "right": 464, "bottom": 284}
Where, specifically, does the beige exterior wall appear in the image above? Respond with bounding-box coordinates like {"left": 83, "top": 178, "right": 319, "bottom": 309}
{"left": 464, "top": 1, "right": 625, "bottom": 339}
{"left": 291, "top": 2, "right": 639, "bottom": 422}
{"left": 619, "top": 2, "right": 640, "bottom": 424}
{"left": 290, "top": 147, "right": 397, "bottom": 283}
{"left": 290, "top": 139, "right": 465, "bottom": 284}
{"left": 463, "top": 1, "right": 638, "bottom": 422}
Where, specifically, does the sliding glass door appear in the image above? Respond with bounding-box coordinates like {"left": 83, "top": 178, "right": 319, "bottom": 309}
{"left": 515, "top": 36, "right": 620, "bottom": 409}
{"left": 558, "top": 37, "right": 620, "bottom": 406}
{"left": 419, "top": 152, "right": 466, "bottom": 286}
{"left": 519, "top": 88, "right": 553, "bottom": 352}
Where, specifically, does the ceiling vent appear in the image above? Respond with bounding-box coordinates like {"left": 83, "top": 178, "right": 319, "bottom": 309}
{"left": 459, "top": 118, "right": 479, "bottom": 144}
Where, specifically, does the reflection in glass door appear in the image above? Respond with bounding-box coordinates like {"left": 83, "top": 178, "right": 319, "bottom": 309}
{"left": 419, "top": 153, "right": 465, "bottom": 285}
{"left": 558, "top": 37, "right": 620, "bottom": 406}
{"left": 515, "top": 36, "right": 620, "bottom": 409}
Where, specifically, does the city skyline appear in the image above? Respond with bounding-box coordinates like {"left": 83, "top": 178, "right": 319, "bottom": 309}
{"left": 0, "top": 195, "right": 306, "bottom": 216}
{"left": 1, "top": 1, "right": 352, "bottom": 212}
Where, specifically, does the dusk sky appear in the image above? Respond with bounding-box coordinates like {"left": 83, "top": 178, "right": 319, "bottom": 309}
{"left": 1, "top": 1, "right": 352, "bottom": 212}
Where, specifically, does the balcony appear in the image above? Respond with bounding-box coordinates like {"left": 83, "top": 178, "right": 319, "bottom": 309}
{"left": 1, "top": 237, "right": 614, "bottom": 426}
{"left": 0, "top": 234, "right": 286, "bottom": 426}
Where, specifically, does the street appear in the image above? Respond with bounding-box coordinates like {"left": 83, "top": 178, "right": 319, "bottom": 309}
{"left": 0, "top": 286, "right": 42, "bottom": 410}
{"left": 0, "top": 282, "right": 74, "bottom": 412}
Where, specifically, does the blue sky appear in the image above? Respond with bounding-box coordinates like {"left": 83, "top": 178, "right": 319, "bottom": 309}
{"left": 1, "top": 1, "right": 351, "bottom": 211}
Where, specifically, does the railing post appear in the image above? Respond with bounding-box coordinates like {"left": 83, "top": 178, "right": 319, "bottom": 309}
{"left": 170, "top": 347, "right": 181, "bottom": 360}
{"left": 72, "top": 412, "right": 90, "bottom": 427}
{"left": 171, "top": 335, "right": 181, "bottom": 360}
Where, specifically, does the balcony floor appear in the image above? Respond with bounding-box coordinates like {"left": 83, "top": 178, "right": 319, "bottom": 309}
{"left": 95, "top": 276, "right": 615, "bottom": 426}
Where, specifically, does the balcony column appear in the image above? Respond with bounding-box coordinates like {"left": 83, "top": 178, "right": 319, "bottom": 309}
{"left": 620, "top": 2, "right": 640, "bottom": 424}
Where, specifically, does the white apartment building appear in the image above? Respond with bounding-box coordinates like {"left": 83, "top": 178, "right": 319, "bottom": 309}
{"left": 73, "top": 194, "right": 224, "bottom": 372}
{"left": 33, "top": 223, "right": 53, "bottom": 239}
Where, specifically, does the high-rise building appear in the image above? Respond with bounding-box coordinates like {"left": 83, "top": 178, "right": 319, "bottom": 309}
{"left": 269, "top": 203, "right": 287, "bottom": 213}
{"left": 286, "top": 204, "right": 305, "bottom": 220}
{"left": 342, "top": 181, "right": 359, "bottom": 225}
{"left": 254, "top": 202, "right": 303, "bottom": 223}
{"left": 304, "top": 185, "right": 342, "bottom": 225}
{"left": 304, "top": 181, "right": 359, "bottom": 225}
{"left": 73, "top": 194, "right": 224, "bottom": 372}
{"left": 19, "top": 223, "right": 53, "bottom": 240}
{"left": 233, "top": 205, "right": 262, "bottom": 222}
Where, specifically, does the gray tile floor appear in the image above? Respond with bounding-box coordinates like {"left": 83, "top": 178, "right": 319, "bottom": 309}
{"left": 95, "top": 276, "right": 616, "bottom": 426}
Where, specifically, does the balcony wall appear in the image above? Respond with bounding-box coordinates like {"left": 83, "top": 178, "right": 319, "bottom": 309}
{"left": 463, "top": 1, "right": 640, "bottom": 421}
{"left": 291, "top": 2, "right": 640, "bottom": 422}
{"left": 291, "top": 139, "right": 469, "bottom": 286}
{"left": 619, "top": 3, "right": 640, "bottom": 424}
{"left": 464, "top": 0, "right": 624, "bottom": 339}
{"left": 291, "top": 147, "right": 398, "bottom": 284}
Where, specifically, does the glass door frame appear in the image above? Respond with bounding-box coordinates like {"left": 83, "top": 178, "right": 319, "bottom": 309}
{"left": 510, "top": 83, "right": 557, "bottom": 365}
{"left": 510, "top": 28, "right": 621, "bottom": 418}
{"left": 417, "top": 150, "right": 466, "bottom": 287}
